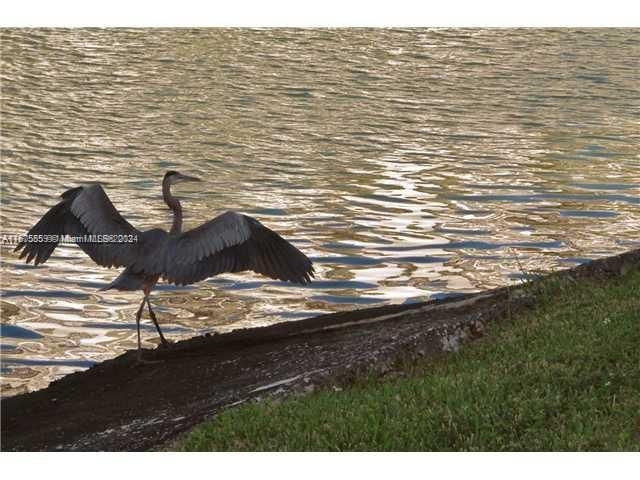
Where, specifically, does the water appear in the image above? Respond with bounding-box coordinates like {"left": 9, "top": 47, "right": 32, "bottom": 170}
{"left": 1, "top": 28, "right": 639, "bottom": 396}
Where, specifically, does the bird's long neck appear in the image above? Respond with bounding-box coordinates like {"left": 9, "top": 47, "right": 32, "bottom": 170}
{"left": 163, "top": 179, "right": 183, "bottom": 235}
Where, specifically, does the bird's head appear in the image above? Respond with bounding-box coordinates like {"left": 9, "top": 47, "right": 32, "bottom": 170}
{"left": 164, "top": 170, "right": 201, "bottom": 185}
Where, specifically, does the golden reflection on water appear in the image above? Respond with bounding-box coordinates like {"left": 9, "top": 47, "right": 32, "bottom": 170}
{"left": 1, "top": 28, "right": 639, "bottom": 395}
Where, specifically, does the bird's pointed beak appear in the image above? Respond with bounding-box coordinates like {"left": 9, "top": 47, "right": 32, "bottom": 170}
{"left": 177, "top": 173, "right": 201, "bottom": 183}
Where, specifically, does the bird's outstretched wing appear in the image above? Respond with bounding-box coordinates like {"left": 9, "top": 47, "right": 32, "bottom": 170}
{"left": 15, "top": 184, "right": 146, "bottom": 268}
{"left": 164, "top": 211, "right": 314, "bottom": 286}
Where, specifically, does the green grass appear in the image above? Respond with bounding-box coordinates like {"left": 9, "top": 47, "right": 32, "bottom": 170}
{"left": 178, "top": 269, "right": 640, "bottom": 451}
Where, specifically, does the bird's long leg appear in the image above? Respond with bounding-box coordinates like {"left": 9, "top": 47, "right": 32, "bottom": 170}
{"left": 146, "top": 297, "right": 170, "bottom": 347}
{"left": 135, "top": 297, "right": 146, "bottom": 362}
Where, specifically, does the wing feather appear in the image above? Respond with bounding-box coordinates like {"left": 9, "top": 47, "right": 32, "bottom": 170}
{"left": 15, "top": 185, "right": 155, "bottom": 271}
{"left": 164, "top": 212, "right": 314, "bottom": 286}
{"left": 172, "top": 211, "right": 251, "bottom": 264}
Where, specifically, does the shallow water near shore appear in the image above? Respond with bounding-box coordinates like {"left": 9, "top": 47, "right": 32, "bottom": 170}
{"left": 1, "top": 28, "right": 639, "bottom": 395}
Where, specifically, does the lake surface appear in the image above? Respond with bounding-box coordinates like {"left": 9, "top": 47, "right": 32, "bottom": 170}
{"left": 1, "top": 28, "right": 639, "bottom": 395}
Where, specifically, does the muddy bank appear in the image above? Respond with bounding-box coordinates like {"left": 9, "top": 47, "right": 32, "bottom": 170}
{"left": 2, "top": 249, "right": 639, "bottom": 451}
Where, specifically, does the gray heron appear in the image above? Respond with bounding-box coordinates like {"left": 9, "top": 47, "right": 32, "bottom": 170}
{"left": 15, "top": 171, "right": 314, "bottom": 361}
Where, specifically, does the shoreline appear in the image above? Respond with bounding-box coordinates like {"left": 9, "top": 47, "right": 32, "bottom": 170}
{"left": 2, "top": 248, "right": 639, "bottom": 451}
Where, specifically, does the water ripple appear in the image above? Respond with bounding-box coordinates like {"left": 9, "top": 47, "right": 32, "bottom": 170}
{"left": 2, "top": 28, "right": 639, "bottom": 394}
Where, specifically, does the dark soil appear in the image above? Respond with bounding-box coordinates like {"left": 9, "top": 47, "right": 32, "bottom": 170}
{"left": 2, "top": 248, "right": 638, "bottom": 451}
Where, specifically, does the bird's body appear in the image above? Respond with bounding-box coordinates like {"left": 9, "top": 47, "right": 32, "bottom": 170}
{"left": 15, "top": 171, "right": 314, "bottom": 360}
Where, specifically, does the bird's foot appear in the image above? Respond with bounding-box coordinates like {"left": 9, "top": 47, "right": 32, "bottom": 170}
{"left": 158, "top": 338, "right": 174, "bottom": 350}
